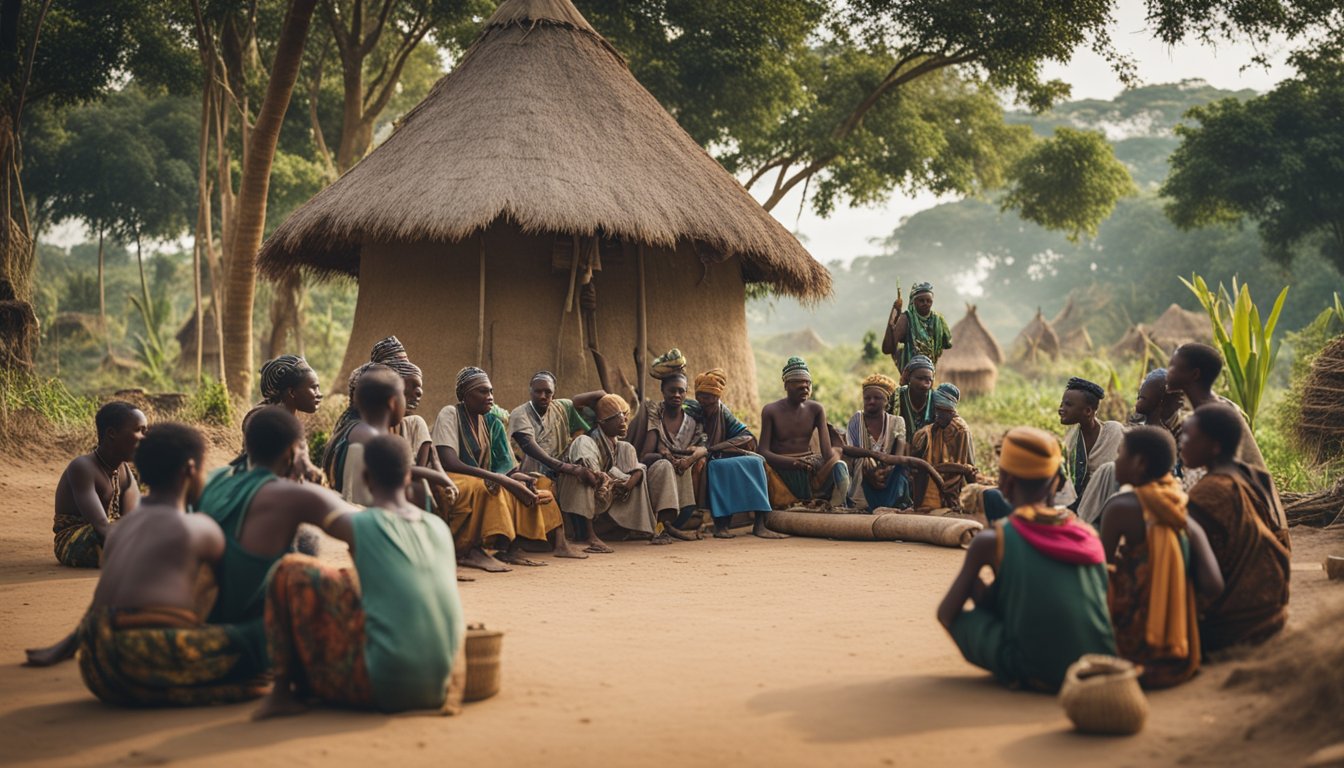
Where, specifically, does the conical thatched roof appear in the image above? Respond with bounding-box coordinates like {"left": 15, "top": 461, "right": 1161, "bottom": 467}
{"left": 944, "top": 304, "right": 1002, "bottom": 368}
{"left": 1110, "top": 323, "right": 1153, "bottom": 358}
{"left": 1150, "top": 303, "right": 1212, "bottom": 349}
{"left": 1051, "top": 296, "right": 1085, "bottom": 337}
{"left": 1012, "top": 308, "right": 1060, "bottom": 361}
{"left": 258, "top": 0, "right": 829, "bottom": 301}
{"left": 760, "top": 327, "right": 828, "bottom": 356}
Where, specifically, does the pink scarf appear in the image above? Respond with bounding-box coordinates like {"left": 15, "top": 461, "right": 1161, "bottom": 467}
{"left": 1009, "top": 507, "right": 1105, "bottom": 565}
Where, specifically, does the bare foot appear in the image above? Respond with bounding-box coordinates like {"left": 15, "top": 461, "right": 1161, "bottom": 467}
{"left": 753, "top": 516, "right": 789, "bottom": 539}
{"left": 495, "top": 550, "right": 548, "bottom": 567}
{"left": 458, "top": 547, "right": 513, "bottom": 572}
{"left": 24, "top": 632, "right": 78, "bottom": 667}
{"left": 713, "top": 528, "right": 736, "bottom": 539}
{"left": 583, "top": 538, "right": 614, "bottom": 554}
{"left": 253, "top": 687, "right": 309, "bottom": 721}
{"left": 553, "top": 546, "right": 589, "bottom": 559}
{"left": 662, "top": 525, "right": 699, "bottom": 542}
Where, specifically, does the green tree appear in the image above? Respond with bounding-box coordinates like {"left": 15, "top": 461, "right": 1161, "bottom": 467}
{"left": 1002, "top": 127, "right": 1136, "bottom": 241}
{"left": 1162, "top": 56, "right": 1344, "bottom": 274}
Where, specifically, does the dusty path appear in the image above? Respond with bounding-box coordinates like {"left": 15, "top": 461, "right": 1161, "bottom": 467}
{"left": 1, "top": 450, "right": 1338, "bottom": 767}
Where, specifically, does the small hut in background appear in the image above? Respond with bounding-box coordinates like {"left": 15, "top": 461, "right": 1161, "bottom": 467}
{"left": 1051, "top": 297, "right": 1094, "bottom": 354}
{"left": 940, "top": 304, "right": 1002, "bottom": 395}
{"left": 175, "top": 306, "right": 222, "bottom": 379}
{"left": 1110, "top": 323, "right": 1155, "bottom": 359}
{"left": 1111, "top": 304, "right": 1213, "bottom": 360}
{"left": 257, "top": 0, "right": 829, "bottom": 415}
{"left": 760, "top": 327, "right": 828, "bottom": 357}
{"left": 1012, "top": 308, "right": 1060, "bottom": 362}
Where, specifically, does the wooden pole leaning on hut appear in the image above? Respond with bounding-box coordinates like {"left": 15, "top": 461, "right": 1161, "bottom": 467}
{"left": 636, "top": 243, "right": 648, "bottom": 406}
{"left": 477, "top": 232, "right": 487, "bottom": 364}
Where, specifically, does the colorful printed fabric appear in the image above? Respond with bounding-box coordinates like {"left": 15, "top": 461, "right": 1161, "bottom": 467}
{"left": 1110, "top": 524, "right": 1200, "bottom": 689}
{"left": 1008, "top": 507, "right": 1106, "bottom": 565}
{"left": 898, "top": 385, "right": 935, "bottom": 443}
{"left": 77, "top": 606, "right": 266, "bottom": 707}
{"left": 911, "top": 416, "right": 976, "bottom": 508}
{"left": 901, "top": 308, "right": 952, "bottom": 369}
{"left": 54, "top": 519, "right": 105, "bottom": 568}
{"left": 264, "top": 554, "right": 376, "bottom": 708}
{"left": 432, "top": 404, "right": 516, "bottom": 474}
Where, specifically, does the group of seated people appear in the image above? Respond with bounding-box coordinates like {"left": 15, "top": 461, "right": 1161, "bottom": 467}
{"left": 30, "top": 280, "right": 1293, "bottom": 708}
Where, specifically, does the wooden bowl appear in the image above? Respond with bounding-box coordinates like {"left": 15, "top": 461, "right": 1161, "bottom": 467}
{"left": 1325, "top": 555, "right": 1344, "bottom": 581}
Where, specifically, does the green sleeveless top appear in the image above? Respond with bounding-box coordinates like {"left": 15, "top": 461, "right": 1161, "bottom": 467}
{"left": 353, "top": 507, "right": 464, "bottom": 712}
{"left": 196, "top": 467, "right": 281, "bottom": 625}
{"left": 952, "top": 521, "right": 1116, "bottom": 691}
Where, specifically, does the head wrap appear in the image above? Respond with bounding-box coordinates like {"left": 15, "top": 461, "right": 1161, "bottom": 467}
{"left": 910, "top": 281, "right": 934, "bottom": 298}
{"left": 1143, "top": 368, "right": 1167, "bottom": 386}
{"left": 999, "top": 427, "right": 1062, "bottom": 480}
{"left": 1066, "top": 377, "right": 1105, "bottom": 401}
{"left": 369, "top": 336, "right": 421, "bottom": 380}
{"left": 455, "top": 366, "right": 491, "bottom": 401}
{"left": 903, "top": 355, "right": 935, "bottom": 376}
{"left": 694, "top": 368, "right": 727, "bottom": 397}
{"left": 933, "top": 382, "right": 960, "bottom": 411}
{"left": 781, "top": 356, "right": 811, "bottom": 382}
{"left": 650, "top": 348, "right": 687, "bottom": 380}
{"left": 259, "top": 354, "right": 312, "bottom": 404}
{"left": 861, "top": 373, "right": 897, "bottom": 398}
{"left": 346, "top": 362, "right": 375, "bottom": 399}
{"left": 596, "top": 393, "right": 629, "bottom": 421}
{"left": 531, "top": 370, "right": 557, "bottom": 387}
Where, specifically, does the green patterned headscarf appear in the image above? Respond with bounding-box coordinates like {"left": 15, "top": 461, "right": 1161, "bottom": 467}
{"left": 782, "top": 357, "right": 811, "bottom": 382}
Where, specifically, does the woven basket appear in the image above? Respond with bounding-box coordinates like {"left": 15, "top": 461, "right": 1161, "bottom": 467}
{"left": 464, "top": 625, "right": 504, "bottom": 702}
{"left": 1059, "top": 655, "right": 1148, "bottom": 735}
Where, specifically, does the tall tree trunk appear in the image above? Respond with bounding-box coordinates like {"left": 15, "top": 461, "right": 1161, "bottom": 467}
{"left": 98, "top": 227, "right": 108, "bottom": 355}
{"left": 221, "top": 0, "right": 317, "bottom": 398}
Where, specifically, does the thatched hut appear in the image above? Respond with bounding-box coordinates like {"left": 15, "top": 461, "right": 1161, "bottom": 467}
{"left": 760, "top": 327, "right": 828, "bottom": 357}
{"left": 1051, "top": 297, "right": 1095, "bottom": 354}
{"left": 1011, "top": 308, "right": 1060, "bottom": 362}
{"left": 175, "top": 306, "right": 222, "bottom": 379}
{"left": 1149, "top": 303, "right": 1213, "bottom": 350}
{"left": 258, "top": 0, "right": 829, "bottom": 415}
{"left": 939, "top": 304, "right": 1001, "bottom": 395}
{"left": 1109, "top": 323, "right": 1154, "bottom": 359}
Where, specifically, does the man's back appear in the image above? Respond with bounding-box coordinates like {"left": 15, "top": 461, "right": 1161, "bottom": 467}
{"left": 92, "top": 506, "right": 221, "bottom": 613}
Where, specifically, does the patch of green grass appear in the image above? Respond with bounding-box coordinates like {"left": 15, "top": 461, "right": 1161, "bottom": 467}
{"left": 184, "top": 376, "right": 234, "bottom": 427}
{"left": 0, "top": 369, "right": 98, "bottom": 429}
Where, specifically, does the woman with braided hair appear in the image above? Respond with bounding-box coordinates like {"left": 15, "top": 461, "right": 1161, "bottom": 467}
{"left": 232, "top": 355, "right": 323, "bottom": 483}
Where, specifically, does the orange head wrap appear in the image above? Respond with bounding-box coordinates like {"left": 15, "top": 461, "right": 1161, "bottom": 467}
{"left": 596, "top": 393, "right": 630, "bottom": 422}
{"left": 694, "top": 368, "right": 727, "bottom": 397}
{"left": 999, "top": 426, "right": 1062, "bottom": 480}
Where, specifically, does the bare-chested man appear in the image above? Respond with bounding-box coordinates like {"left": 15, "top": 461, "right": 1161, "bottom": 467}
{"left": 52, "top": 401, "right": 146, "bottom": 568}
{"left": 58, "top": 423, "right": 268, "bottom": 706}
{"left": 759, "top": 357, "right": 850, "bottom": 508}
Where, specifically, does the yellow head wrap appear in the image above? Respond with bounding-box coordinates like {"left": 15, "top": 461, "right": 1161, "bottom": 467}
{"left": 694, "top": 368, "right": 727, "bottom": 396}
{"left": 596, "top": 393, "right": 630, "bottom": 422}
{"left": 861, "top": 373, "right": 897, "bottom": 398}
{"left": 999, "top": 426, "right": 1062, "bottom": 480}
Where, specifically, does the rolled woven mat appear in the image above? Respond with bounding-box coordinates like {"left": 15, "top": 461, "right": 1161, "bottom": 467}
{"left": 764, "top": 510, "right": 879, "bottom": 541}
{"left": 871, "top": 511, "right": 982, "bottom": 547}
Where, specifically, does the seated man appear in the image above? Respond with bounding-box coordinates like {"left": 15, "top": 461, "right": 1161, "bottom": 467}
{"left": 433, "top": 366, "right": 558, "bottom": 572}
{"left": 74, "top": 423, "right": 267, "bottom": 706}
{"left": 760, "top": 357, "right": 850, "bottom": 508}
{"left": 509, "top": 370, "right": 607, "bottom": 558}
{"left": 841, "top": 373, "right": 911, "bottom": 511}
{"left": 910, "top": 383, "right": 976, "bottom": 510}
{"left": 338, "top": 366, "right": 454, "bottom": 508}
{"left": 1167, "top": 343, "right": 1288, "bottom": 546}
{"left": 1100, "top": 426, "right": 1223, "bottom": 689}
{"left": 1057, "top": 377, "right": 1124, "bottom": 516}
{"left": 639, "top": 370, "right": 705, "bottom": 537}
{"left": 685, "top": 368, "right": 782, "bottom": 539}
{"left": 883, "top": 281, "right": 953, "bottom": 371}
{"left": 52, "top": 401, "right": 146, "bottom": 567}
{"left": 1130, "top": 368, "right": 1189, "bottom": 434}
{"left": 937, "top": 427, "right": 1116, "bottom": 692}
{"left": 897, "top": 355, "right": 937, "bottom": 442}
{"left": 256, "top": 435, "right": 465, "bottom": 719}
{"left": 1180, "top": 404, "right": 1291, "bottom": 652}
{"left": 555, "top": 394, "right": 681, "bottom": 551}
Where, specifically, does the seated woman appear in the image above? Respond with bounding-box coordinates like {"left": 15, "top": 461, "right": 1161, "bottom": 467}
{"left": 638, "top": 369, "right": 705, "bottom": 538}
{"left": 684, "top": 369, "right": 782, "bottom": 539}
{"left": 256, "top": 435, "right": 465, "bottom": 718}
{"left": 937, "top": 427, "right": 1116, "bottom": 693}
{"left": 1100, "top": 427, "right": 1223, "bottom": 689}
{"left": 52, "top": 402, "right": 146, "bottom": 568}
{"left": 1180, "top": 404, "right": 1291, "bottom": 652}
{"left": 231, "top": 354, "right": 323, "bottom": 482}
{"left": 76, "top": 423, "right": 267, "bottom": 706}
{"left": 910, "top": 384, "right": 976, "bottom": 510}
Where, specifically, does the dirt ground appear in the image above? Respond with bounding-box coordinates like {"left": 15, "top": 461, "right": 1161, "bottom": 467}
{"left": 2, "top": 446, "right": 1341, "bottom": 768}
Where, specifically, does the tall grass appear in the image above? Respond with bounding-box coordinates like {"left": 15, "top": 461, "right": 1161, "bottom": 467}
{"left": 0, "top": 369, "right": 98, "bottom": 431}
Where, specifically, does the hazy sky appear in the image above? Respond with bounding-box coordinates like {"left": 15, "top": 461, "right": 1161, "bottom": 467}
{"left": 762, "top": 0, "right": 1296, "bottom": 268}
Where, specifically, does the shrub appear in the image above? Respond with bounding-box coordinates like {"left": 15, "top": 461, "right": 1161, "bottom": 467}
{"left": 186, "top": 376, "right": 234, "bottom": 426}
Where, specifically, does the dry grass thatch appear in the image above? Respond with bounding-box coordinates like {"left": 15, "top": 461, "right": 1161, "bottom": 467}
{"left": 1060, "top": 326, "right": 1094, "bottom": 354}
{"left": 1011, "top": 308, "right": 1060, "bottom": 362}
{"left": 940, "top": 304, "right": 1001, "bottom": 395}
{"left": 257, "top": 0, "right": 829, "bottom": 302}
{"left": 1297, "top": 335, "right": 1344, "bottom": 462}
{"left": 49, "top": 312, "right": 99, "bottom": 340}
{"left": 1149, "top": 303, "right": 1213, "bottom": 348}
{"left": 175, "top": 307, "right": 222, "bottom": 376}
{"left": 1110, "top": 323, "right": 1153, "bottom": 358}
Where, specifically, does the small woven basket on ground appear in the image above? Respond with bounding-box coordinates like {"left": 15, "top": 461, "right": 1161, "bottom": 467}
{"left": 465, "top": 625, "right": 504, "bottom": 702}
{"left": 1059, "top": 655, "right": 1148, "bottom": 735}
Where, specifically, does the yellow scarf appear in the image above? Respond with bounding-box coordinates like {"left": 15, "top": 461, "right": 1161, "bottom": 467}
{"left": 1133, "top": 475, "right": 1197, "bottom": 660}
